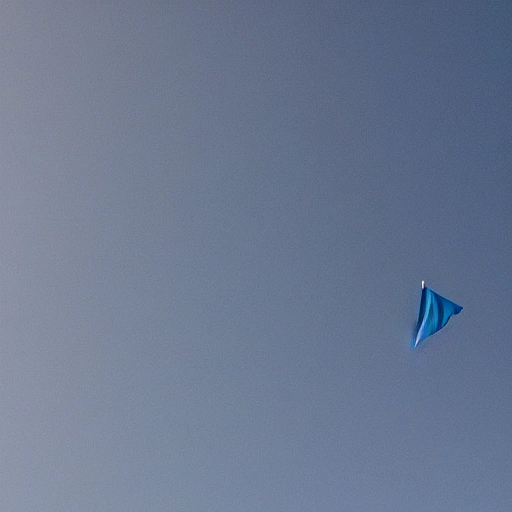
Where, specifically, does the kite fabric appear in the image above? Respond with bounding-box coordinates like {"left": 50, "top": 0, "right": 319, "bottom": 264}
{"left": 413, "top": 283, "right": 462, "bottom": 348}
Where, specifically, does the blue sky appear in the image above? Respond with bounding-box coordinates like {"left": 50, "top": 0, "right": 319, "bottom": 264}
{"left": 1, "top": 2, "right": 511, "bottom": 510}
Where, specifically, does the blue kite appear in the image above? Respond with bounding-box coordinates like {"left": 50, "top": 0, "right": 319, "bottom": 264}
{"left": 413, "top": 281, "right": 462, "bottom": 348}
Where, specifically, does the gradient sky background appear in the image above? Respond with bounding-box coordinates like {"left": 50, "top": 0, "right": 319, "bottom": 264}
{"left": 1, "top": 2, "right": 511, "bottom": 511}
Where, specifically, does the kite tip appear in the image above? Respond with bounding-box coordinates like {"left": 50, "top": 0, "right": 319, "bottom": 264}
{"left": 421, "top": 280, "right": 425, "bottom": 289}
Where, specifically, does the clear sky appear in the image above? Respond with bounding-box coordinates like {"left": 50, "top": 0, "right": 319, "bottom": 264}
{"left": 1, "top": 2, "right": 511, "bottom": 511}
